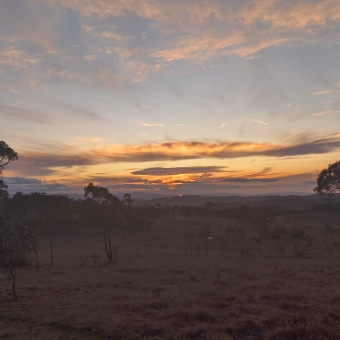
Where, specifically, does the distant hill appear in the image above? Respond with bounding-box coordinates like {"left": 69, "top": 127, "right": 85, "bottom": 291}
{"left": 134, "top": 194, "right": 323, "bottom": 210}
{"left": 53, "top": 192, "right": 324, "bottom": 211}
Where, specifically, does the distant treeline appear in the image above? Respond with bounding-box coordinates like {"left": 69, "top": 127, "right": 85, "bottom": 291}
{"left": 306, "top": 203, "right": 340, "bottom": 212}
{"left": 3, "top": 192, "right": 309, "bottom": 234}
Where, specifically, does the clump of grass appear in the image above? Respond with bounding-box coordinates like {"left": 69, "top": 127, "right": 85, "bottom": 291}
{"left": 149, "top": 301, "right": 169, "bottom": 310}
{"left": 189, "top": 275, "right": 199, "bottom": 282}
{"left": 117, "top": 268, "right": 147, "bottom": 273}
{"left": 226, "top": 320, "right": 263, "bottom": 340}
{"left": 215, "top": 302, "right": 227, "bottom": 309}
{"left": 267, "top": 327, "right": 339, "bottom": 340}
{"left": 322, "top": 312, "right": 340, "bottom": 326}
{"left": 184, "top": 327, "right": 208, "bottom": 339}
{"left": 280, "top": 302, "right": 302, "bottom": 311}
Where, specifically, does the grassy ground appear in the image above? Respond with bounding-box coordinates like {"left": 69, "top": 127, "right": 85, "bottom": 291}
{"left": 1, "top": 214, "right": 340, "bottom": 339}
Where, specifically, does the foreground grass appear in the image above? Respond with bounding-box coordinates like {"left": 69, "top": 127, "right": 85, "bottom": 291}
{"left": 1, "top": 215, "right": 340, "bottom": 339}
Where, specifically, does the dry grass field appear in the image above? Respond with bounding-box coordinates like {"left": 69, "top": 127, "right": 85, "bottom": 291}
{"left": 1, "top": 213, "right": 340, "bottom": 339}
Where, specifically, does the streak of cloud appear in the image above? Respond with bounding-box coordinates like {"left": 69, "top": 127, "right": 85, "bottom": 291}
{"left": 138, "top": 122, "right": 164, "bottom": 127}
{"left": 220, "top": 178, "right": 279, "bottom": 183}
{"left": 312, "top": 111, "right": 336, "bottom": 116}
{"left": 0, "top": 104, "right": 50, "bottom": 124}
{"left": 124, "top": 178, "right": 163, "bottom": 185}
{"left": 84, "top": 55, "right": 97, "bottom": 61}
{"left": 251, "top": 119, "right": 268, "bottom": 125}
{"left": 40, "top": 100, "right": 107, "bottom": 121}
{"left": 131, "top": 166, "right": 227, "bottom": 176}
{"left": 4, "top": 176, "right": 69, "bottom": 194}
{"left": 312, "top": 90, "right": 335, "bottom": 95}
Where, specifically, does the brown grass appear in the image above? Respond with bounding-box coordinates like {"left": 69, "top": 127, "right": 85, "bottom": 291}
{"left": 1, "top": 214, "right": 340, "bottom": 339}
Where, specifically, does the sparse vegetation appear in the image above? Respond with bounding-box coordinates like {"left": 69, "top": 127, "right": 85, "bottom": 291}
{"left": 0, "top": 209, "right": 339, "bottom": 339}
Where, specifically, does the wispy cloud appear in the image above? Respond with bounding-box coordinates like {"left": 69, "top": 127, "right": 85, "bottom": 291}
{"left": 124, "top": 178, "right": 162, "bottom": 185}
{"left": 221, "top": 177, "right": 278, "bottom": 183}
{"left": 0, "top": 104, "right": 50, "bottom": 123}
{"left": 39, "top": 99, "right": 106, "bottom": 121}
{"left": 131, "top": 166, "right": 227, "bottom": 176}
{"left": 250, "top": 119, "right": 268, "bottom": 125}
{"left": 138, "top": 122, "right": 164, "bottom": 127}
{"left": 96, "top": 30, "right": 130, "bottom": 42}
{"left": 50, "top": 0, "right": 340, "bottom": 65}
{"left": 312, "top": 110, "right": 336, "bottom": 116}
{"left": 0, "top": 0, "right": 332, "bottom": 88}
{"left": 0, "top": 46, "right": 40, "bottom": 69}
{"left": 1, "top": 0, "right": 340, "bottom": 88}
{"left": 84, "top": 54, "right": 97, "bottom": 61}
{"left": 312, "top": 90, "right": 335, "bottom": 95}
{"left": 45, "top": 67, "right": 125, "bottom": 88}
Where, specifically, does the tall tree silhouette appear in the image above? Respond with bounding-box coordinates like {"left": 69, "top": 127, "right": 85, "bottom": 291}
{"left": 84, "top": 183, "right": 122, "bottom": 262}
{"left": 0, "top": 141, "right": 35, "bottom": 301}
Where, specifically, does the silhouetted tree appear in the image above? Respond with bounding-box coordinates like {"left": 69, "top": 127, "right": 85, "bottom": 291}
{"left": 0, "top": 215, "right": 35, "bottom": 300}
{"left": 199, "top": 225, "right": 212, "bottom": 258}
{"left": 84, "top": 183, "right": 121, "bottom": 262}
{"left": 314, "top": 161, "right": 340, "bottom": 202}
{"left": 290, "top": 228, "right": 313, "bottom": 257}
{"left": 122, "top": 193, "right": 133, "bottom": 222}
{"left": 0, "top": 141, "right": 18, "bottom": 175}
{"left": 184, "top": 228, "right": 194, "bottom": 257}
{"left": 84, "top": 183, "right": 116, "bottom": 204}
{"left": 272, "top": 225, "right": 290, "bottom": 256}
{"left": 0, "top": 142, "right": 35, "bottom": 301}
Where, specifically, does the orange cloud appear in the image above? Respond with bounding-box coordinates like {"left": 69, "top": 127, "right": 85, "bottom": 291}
{"left": 4, "top": 0, "right": 340, "bottom": 86}
{"left": 131, "top": 166, "right": 226, "bottom": 176}
{"left": 49, "top": 0, "right": 340, "bottom": 30}
{"left": 10, "top": 133, "right": 340, "bottom": 177}
{"left": 48, "top": 0, "right": 340, "bottom": 63}
{"left": 0, "top": 46, "right": 40, "bottom": 69}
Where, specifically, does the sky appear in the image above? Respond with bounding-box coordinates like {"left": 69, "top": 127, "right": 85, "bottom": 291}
{"left": 1, "top": 0, "right": 340, "bottom": 197}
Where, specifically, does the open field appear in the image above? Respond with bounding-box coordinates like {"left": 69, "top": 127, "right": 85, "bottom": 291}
{"left": 1, "top": 213, "right": 340, "bottom": 339}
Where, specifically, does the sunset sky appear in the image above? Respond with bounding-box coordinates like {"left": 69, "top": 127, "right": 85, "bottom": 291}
{"left": 1, "top": 0, "right": 340, "bottom": 197}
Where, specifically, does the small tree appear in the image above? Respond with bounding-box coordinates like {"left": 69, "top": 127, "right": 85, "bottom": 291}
{"left": 314, "top": 161, "right": 340, "bottom": 202}
{"left": 272, "top": 225, "right": 290, "bottom": 256}
{"left": 122, "top": 193, "right": 133, "bottom": 221}
{"left": 323, "top": 224, "right": 338, "bottom": 255}
{"left": 184, "top": 228, "right": 194, "bottom": 257}
{"left": 0, "top": 214, "right": 35, "bottom": 301}
{"left": 253, "top": 225, "right": 272, "bottom": 257}
{"left": 198, "top": 225, "right": 211, "bottom": 258}
{"left": 224, "top": 226, "right": 236, "bottom": 256}
{"left": 290, "top": 228, "right": 313, "bottom": 257}
{"left": 217, "top": 229, "right": 228, "bottom": 257}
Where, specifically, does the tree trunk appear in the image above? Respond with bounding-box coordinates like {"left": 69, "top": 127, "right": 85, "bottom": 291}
{"left": 50, "top": 232, "right": 53, "bottom": 266}
{"left": 103, "top": 229, "right": 112, "bottom": 262}
{"left": 107, "top": 230, "right": 113, "bottom": 261}
{"left": 34, "top": 246, "right": 39, "bottom": 272}
{"left": 10, "top": 265, "right": 19, "bottom": 301}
